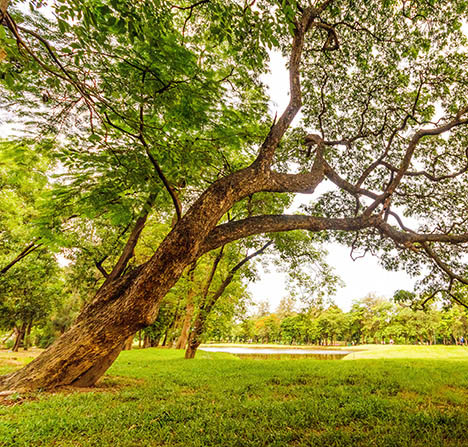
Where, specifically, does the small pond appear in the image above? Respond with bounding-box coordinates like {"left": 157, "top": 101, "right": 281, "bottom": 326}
{"left": 199, "top": 346, "right": 352, "bottom": 360}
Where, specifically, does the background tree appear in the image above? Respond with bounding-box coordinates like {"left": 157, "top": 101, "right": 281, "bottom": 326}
{"left": 0, "top": 251, "right": 62, "bottom": 351}
{"left": 185, "top": 240, "right": 272, "bottom": 358}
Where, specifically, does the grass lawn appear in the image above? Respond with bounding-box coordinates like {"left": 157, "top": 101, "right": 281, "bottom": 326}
{"left": 0, "top": 346, "right": 467, "bottom": 446}
{"left": 343, "top": 344, "right": 468, "bottom": 360}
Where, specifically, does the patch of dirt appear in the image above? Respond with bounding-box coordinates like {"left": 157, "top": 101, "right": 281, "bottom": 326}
{"left": 0, "top": 348, "right": 43, "bottom": 359}
{"left": 397, "top": 390, "right": 420, "bottom": 400}
{"left": 397, "top": 387, "right": 468, "bottom": 412}
{"left": 51, "top": 375, "right": 145, "bottom": 395}
{"left": 0, "top": 375, "right": 145, "bottom": 407}
{"left": 441, "top": 385, "right": 468, "bottom": 397}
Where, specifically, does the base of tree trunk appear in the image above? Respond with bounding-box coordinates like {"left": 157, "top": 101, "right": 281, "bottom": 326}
{"left": 123, "top": 335, "right": 134, "bottom": 351}
{"left": 185, "top": 341, "right": 200, "bottom": 359}
{"left": 71, "top": 344, "right": 123, "bottom": 387}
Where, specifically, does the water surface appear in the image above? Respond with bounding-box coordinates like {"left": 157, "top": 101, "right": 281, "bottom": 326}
{"left": 199, "top": 346, "right": 352, "bottom": 360}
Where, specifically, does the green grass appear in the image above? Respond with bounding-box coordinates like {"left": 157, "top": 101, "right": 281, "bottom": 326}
{"left": 0, "top": 346, "right": 467, "bottom": 446}
{"left": 343, "top": 344, "right": 468, "bottom": 360}
{"left": 0, "top": 348, "right": 41, "bottom": 376}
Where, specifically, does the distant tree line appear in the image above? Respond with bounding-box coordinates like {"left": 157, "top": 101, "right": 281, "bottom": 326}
{"left": 208, "top": 295, "right": 468, "bottom": 347}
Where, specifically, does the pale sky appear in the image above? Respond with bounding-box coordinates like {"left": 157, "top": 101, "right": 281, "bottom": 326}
{"left": 248, "top": 51, "right": 416, "bottom": 312}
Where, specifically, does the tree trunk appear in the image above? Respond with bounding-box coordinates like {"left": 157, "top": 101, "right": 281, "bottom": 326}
{"left": 175, "top": 296, "right": 195, "bottom": 350}
{"left": 143, "top": 334, "right": 159, "bottom": 348}
{"left": 175, "top": 263, "right": 197, "bottom": 349}
{"left": 0, "top": 186, "right": 223, "bottom": 391}
{"left": 0, "top": 0, "right": 9, "bottom": 19}
{"left": 23, "top": 321, "right": 32, "bottom": 351}
{"left": 12, "top": 323, "right": 26, "bottom": 352}
{"left": 185, "top": 321, "right": 203, "bottom": 359}
{"left": 0, "top": 266, "right": 154, "bottom": 391}
{"left": 123, "top": 335, "right": 134, "bottom": 350}
{"left": 185, "top": 312, "right": 206, "bottom": 359}
{"left": 161, "top": 331, "right": 168, "bottom": 346}
{"left": 184, "top": 242, "right": 272, "bottom": 359}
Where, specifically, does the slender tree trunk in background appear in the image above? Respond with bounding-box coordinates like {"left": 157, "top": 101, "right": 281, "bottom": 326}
{"left": 123, "top": 335, "right": 134, "bottom": 350}
{"left": 161, "top": 329, "right": 169, "bottom": 347}
{"left": 185, "top": 317, "right": 205, "bottom": 359}
{"left": 12, "top": 323, "right": 26, "bottom": 352}
{"left": 163, "top": 302, "right": 182, "bottom": 347}
{"left": 175, "top": 297, "right": 195, "bottom": 349}
{"left": 23, "top": 321, "right": 32, "bottom": 351}
{"left": 143, "top": 334, "right": 160, "bottom": 348}
{"left": 185, "top": 242, "right": 272, "bottom": 359}
{"left": 175, "top": 263, "right": 197, "bottom": 349}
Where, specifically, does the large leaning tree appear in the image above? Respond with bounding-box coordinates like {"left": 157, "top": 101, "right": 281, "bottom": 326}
{"left": 2, "top": 0, "right": 468, "bottom": 391}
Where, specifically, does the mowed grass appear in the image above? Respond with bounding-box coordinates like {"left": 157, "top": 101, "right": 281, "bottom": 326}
{"left": 0, "top": 348, "right": 42, "bottom": 376}
{"left": 343, "top": 344, "right": 468, "bottom": 360}
{"left": 0, "top": 346, "right": 467, "bottom": 447}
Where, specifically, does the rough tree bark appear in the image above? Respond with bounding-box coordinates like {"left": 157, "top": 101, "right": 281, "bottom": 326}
{"left": 122, "top": 335, "right": 133, "bottom": 351}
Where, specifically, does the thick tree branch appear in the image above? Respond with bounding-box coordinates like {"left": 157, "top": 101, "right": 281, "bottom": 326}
{"left": 268, "top": 150, "right": 325, "bottom": 193}
{"left": 375, "top": 219, "right": 468, "bottom": 245}
{"left": 0, "top": 0, "right": 9, "bottom": 21}
{"left": 201, "top": 214, "right": 374, "bottom": 254}
{"left": 254, "top": 6, "right": 326, "bottom": 170}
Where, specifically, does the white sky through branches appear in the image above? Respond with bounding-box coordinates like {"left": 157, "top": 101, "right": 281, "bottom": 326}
{"left": 249, "top": 52, "right": 415, "bottom": 313}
